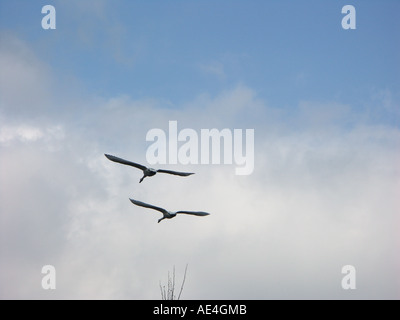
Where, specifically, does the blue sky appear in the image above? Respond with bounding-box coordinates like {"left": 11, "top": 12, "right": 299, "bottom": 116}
{"left": 1, "top": 1, "right": 399, "bottom": 299}
{"left": 1, "top": 0, "right": 399, "bottom": 111}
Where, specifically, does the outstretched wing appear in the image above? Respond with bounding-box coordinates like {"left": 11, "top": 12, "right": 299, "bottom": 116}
{"left": 129, "top": 198, "right": 168, "bottom": 215}
{"left": 105, "top": 154, "right": 147, "bottom": 171}
{"left": 157, "top": 169, "right": 195, "bottom": 177}
{"left": 176, "top": 211, "right": 210, "bottom": 216}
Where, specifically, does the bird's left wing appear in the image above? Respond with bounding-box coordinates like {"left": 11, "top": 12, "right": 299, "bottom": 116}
{"left": 105, "top": 154, "right": 147, "bottom": 171}
{"left": 129, "top": 198, "right": 168, "bottom": 215}
{"left": 157, "top": 169, "right": 195, "bottom": 176}
{"left": 176, "top": 211, "right": 210, "bottom": 216}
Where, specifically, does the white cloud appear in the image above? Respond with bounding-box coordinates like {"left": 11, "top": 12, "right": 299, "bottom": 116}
{"left": 0, "top": 33, "right": 53, "bottom": 116}
{"left": 0, "top": 125, "right": 43, "bottom": 143}
{"left": 199, "top": 61, "right": 226, "bottom": 80}
{"left": 0, "top": 35, "right": 399, "bottom": 299}
{"left": 0, "top": 121, "right": 65, "bottom": 148}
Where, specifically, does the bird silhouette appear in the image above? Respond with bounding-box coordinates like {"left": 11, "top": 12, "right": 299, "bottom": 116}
{"left": 129, "top": 198, "right": 210, "bottom": 223}
{"left": 105, "top": 154, "right": 194, "bottom": 183}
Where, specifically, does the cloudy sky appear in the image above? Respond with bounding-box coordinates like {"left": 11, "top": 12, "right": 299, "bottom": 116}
{"left": 0, "top": 0, "right": 399, "bottom": 299}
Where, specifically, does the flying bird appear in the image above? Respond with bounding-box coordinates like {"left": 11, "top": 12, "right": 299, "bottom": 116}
{"left": 104, "top": 154, "right": 194, "bottom": 183}
{"left": 129, "top": 198, "right": 210, "bottom": 223}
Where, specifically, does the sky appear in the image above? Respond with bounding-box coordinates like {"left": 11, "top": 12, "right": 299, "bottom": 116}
{"left": 0, "top": 0, "right": 399, "bottom": 299}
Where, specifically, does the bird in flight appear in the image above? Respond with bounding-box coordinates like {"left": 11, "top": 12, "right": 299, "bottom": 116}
{"left": 105, "top": 154, "right": 194, "bottom": 183}
{"left": 129, "top": 198, "right": 210, "bottom": 223}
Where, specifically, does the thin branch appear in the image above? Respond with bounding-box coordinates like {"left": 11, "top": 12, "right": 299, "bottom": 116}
{"left": 159, "top": 264, "right": 188, "bottom": 300}
{"left": 172, "top": 265, "right": 176, "bottom": 300}
{"left": 178, "top": 264, "right": 188, "bottom": 300}
{"left": 160, "top": 282, "right": 166, "bottom": 300}
{"left": 167, "top": 270, "right": 171, "bottom": 300}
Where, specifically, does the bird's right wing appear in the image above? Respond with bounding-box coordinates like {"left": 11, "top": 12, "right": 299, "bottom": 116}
{"left": 157, "top": 169, "right": 195, "bottom": 176}
{"left": 105, "top": 154, "right": 147, "bottom": 171}
{"left": 176, "top": 211, "right": 210, "bottom": 216}
{"left": 129, "top": 198, "right": 168, "bottom": 214}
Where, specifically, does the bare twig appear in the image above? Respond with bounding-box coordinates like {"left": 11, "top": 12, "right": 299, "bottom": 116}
{"left": 159, "top": 264, "right": 188, "bottom": 300}
{"left": 178, "top": 264, "right": 188, "bottom": 300}
{"left": 167, "top": 270, "right": 172, "bottom": 300}
{"left": 172, "top": 266, "right": 176, "bottom": 300}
